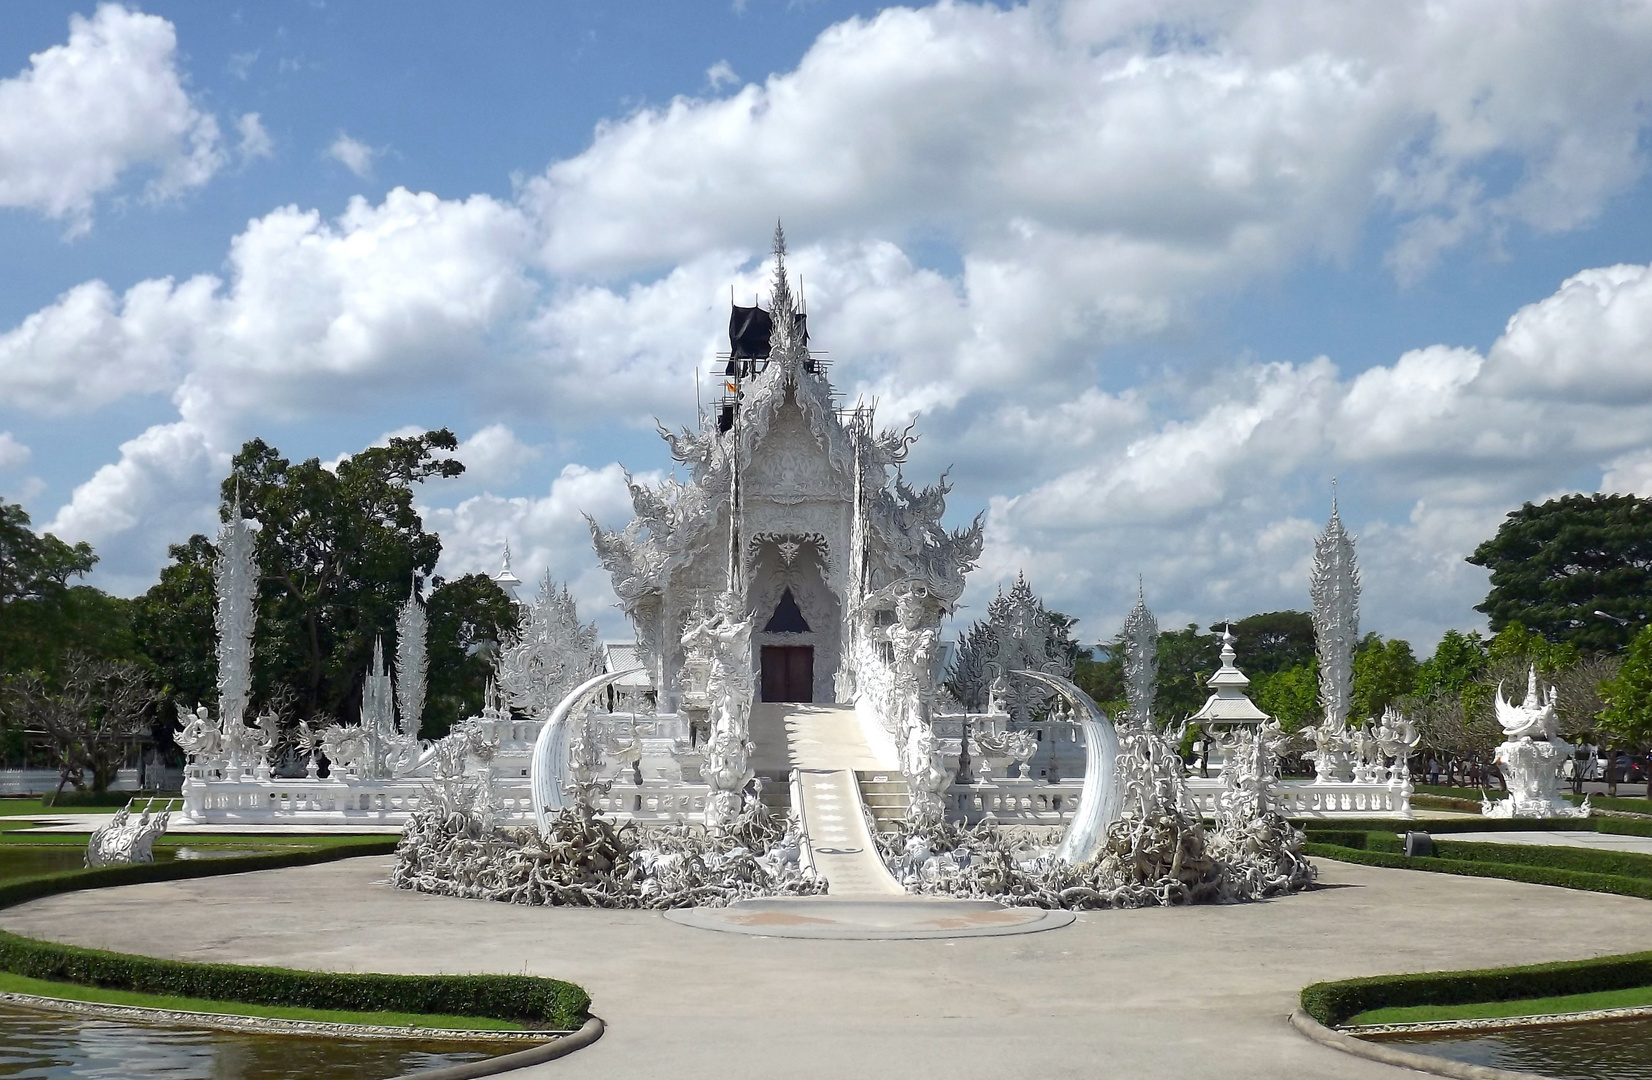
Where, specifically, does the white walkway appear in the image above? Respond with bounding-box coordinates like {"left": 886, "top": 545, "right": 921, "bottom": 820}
{"left": 754, "top": 703, "right": 904, "bottom": 897}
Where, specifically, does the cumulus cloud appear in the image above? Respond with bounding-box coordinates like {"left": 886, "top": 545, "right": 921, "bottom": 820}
{"left": 981, "top": 260, "right": 1652, "bottom": 646}
{"left": 0, "top": 5, "right": 230, "bottom": 233}
{"left": 424, "top": 462, "right": 641, "bottom": 634}
{"left": 0, "top": 433, "right": 30, "bottom": 472}
{"left": 328, "top": 133, "right": 376, "bottom": 178}
{"left": 236, "top": 113, "right": 274, "bottom": 164}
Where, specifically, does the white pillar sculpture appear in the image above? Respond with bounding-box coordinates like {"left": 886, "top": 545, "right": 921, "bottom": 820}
{"left": 395, "top": 577, "right": 428, "bottom": 746}
{"left": 1305, "top": 492, "right": 1358, "bottom": 782}
{"left": 213, "top": 497, "right": 259, "bottom": 772}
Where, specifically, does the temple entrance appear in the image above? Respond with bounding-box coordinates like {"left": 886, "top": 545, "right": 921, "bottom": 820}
{"left": 761, "top": 646, "right": 814, "bottom": 702}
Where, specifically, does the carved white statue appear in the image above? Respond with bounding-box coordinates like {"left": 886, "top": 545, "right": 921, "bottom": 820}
{"left": 684, "top": 589, "right": 755, "bottom": 828}
{"left": 1485, "top": 667, "right": 1590, "bottom": 819}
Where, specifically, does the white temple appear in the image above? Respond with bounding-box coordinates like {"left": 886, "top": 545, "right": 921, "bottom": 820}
{"left": 178, "top": 231, "right": 1414, "bottom": 832}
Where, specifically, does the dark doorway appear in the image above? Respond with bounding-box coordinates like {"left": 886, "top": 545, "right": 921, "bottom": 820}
{"left": 761, "top": 646, "right": 814, "bottom": 703}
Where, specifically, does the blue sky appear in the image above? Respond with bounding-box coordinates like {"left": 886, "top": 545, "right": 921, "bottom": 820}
{"left": 3, "top": 0, "right": 1651, "bottom": 650}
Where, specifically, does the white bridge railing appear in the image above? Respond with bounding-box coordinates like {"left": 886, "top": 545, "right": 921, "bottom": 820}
{"left": 944, "top": 775, "right": 1413, "bottom": 825}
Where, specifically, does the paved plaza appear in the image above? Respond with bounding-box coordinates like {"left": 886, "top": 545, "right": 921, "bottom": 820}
{"left": 3, "top": 854, "right": 1647, "bottom": 1078}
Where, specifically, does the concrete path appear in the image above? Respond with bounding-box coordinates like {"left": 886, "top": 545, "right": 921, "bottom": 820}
{"left": 4, "top": 855, "right": 1648, "bottom": 1079}
{"left": 1444, "top": 829, "right": 1652, "bottom": 854}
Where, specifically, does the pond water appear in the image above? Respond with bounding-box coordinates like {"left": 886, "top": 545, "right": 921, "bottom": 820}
{"left": 0, "top": 1005, "right": 502, "bottom": 1080}
{"left": 1375, "top": 1016, "right": 1652, "bottom": 1080}
{"left": 0, "top": 845, "right": 285, "bottom": 881}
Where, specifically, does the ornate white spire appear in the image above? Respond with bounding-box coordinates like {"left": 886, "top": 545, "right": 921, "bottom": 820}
{"left": 1120, "top": 582, "right": 1159, "bottom": 731}
{"left": 768, "top": 221, "right": 798, "bottom": 362}
{"left": 362, "top": 635, "right": 396, "bottom": 779}
{"left": 1311, "top": 487, "right": 1360, "bottom": 729}
{"left": 214, "top": 496, "right": 258, "bottom": 732}
{"left": 494, "top": 541, "right": 523, "bottom": 604}
{"left": 395, "top": 576, "right": 427, "bottom": 738}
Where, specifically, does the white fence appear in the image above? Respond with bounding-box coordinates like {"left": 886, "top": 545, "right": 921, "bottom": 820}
{"left": 945, "top": 775, "right": 1413, "bottom": 824}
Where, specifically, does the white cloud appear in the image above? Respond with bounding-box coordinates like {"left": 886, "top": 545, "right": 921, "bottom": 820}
{"left": 0, "top": 433, "right": 30, "bottom": 472}
{"left": 46, "top": 420, "right": 225, "bottom": 589}
{"left": 0, "top": 4, "right": 229, "bottom": 233}
{"left": 236, "top": 113, "right": 274, "bottom": 164}
{"left": 526, "top": 0, "right": 1652, "bottom": 302}
{"left": 705, "top": 60, "right": 738, "bottom": 91}
{"left": 452, "top": 424, "right": 541, "bottom": 488}
{"left": 328, "top": 132, "right": 376, "bottom": 178}
{"left": 425, "top": 462, "right": 641, "bottom": 634}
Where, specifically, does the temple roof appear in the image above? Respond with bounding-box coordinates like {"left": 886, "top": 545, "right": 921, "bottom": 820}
{"left": 1190, "top": 626, "right": 1270, "bottom": 725}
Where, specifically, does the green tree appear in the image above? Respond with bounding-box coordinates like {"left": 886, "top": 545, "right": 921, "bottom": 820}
{"left": 1352, "top": 634, "right": 1418, "bottom": 720}
{"left": 423, "top": 573, "right": 518, "bottom": 740}
{"left": 1601, "top": 625, "right": 1652, "bottom": 798}
{"left": 1414, "top": 630, "right": 1487, "bottom": 700}
{"left": 4, "top": 653, "right": 155, "bottom": 795}
{"left": 130, "top": 534, "right": 219, "bottom": 720}
{"left": 1154, "top": 623, "right": 1216, "bottom": 725}
{"left": 1225, "top": 611, "right": 1315, "bottom": 678}
{"left": 226, "top": 430, "right": 464, "bottom": 724}
{"left": 0, "top": 499, "right": 133, "bottom": 682}
{"left": 1468, "top": 492, "right": 1652, "bottom": 654}
{"left": 1251, "top": 660, "right": 1319, "bottom": 732}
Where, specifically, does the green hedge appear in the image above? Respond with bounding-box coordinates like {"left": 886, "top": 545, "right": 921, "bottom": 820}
{"left": 0, "top": 841, "right": 590, "bottom": 1029}
{"left": 1303, "top": 842, "right": 1652, "bottom": 901}
{"left": 1302, "top": 950, "right": 1652, "bottom": 1027}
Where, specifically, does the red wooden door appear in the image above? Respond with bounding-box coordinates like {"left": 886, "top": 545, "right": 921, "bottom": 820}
{"left": 761, "top": 646, "right": 814, "bottom": 702}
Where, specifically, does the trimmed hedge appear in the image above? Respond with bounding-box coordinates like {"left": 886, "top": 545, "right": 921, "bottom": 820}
{"left": 1302, "top": 950, "right": 1652, "bottom": 1028}
{"left": 0, "top": 840, "right": 591, "bottom": 1029}
{"left": 1302, "top": 842, "right": 1652, "bottom": 901}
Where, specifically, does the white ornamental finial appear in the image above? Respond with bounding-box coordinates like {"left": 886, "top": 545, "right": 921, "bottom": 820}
{"left": 495, "top": 541, "right": 523, "bottom": 604}
{"left": 769, "top": 221, "right": 797, "bottom": 360}
{"left": 1311, "top": 489, "right": 1360, "bottom": 729}
{"left": 1120, "top": 581, "right": 1159, "bottom": 731}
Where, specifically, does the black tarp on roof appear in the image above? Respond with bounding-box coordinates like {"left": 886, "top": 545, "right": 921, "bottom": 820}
{"left": 729, "top": 305, "right": 772, "bottom": 360}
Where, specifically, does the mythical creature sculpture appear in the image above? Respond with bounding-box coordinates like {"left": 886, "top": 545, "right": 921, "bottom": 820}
{"left": 86, "top": 800, "right": 172, "bottom": 866}
{"left": 322, "top": 724, "right": 370, "bottom": 777}
{"left": 174, "top": 703, "right": 221, "bottom": 762}
{"left": 1373, "top": 705, "right": 1420, "bottom": 782}
{"left": 1485, "top": 667, "right": 1590, "bottom": 819}
{"left": 683, "top": 590, "right": 755, "bottom": 829}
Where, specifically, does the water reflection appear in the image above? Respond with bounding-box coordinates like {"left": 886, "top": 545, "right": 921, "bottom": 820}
{"left": 0, "top": 1005, "right": 499, "bottom": 1080}
{"left": 1376, "top": 1015, "right": 1652, "bottom": 1080}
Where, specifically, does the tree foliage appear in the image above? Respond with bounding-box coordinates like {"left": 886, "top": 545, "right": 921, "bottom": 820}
{"left": 1226, "top": 610, "right": 1315, "bottom": 677}
{"left": 227, "top": 431, "right": 464, "bottom": 724}
{"left": 0, "top": 499, "right": 133, "bottom": 684}
{"left": 130, "top": 534, "right": 218, "bottom": 719}
{"left": 1352, "top": 634, "right": 1418, "bottom": 720}
{"left": 1602, "top": 625, "right": 1652, "bottom": 749}
{"left": 1468, "top": 493, "right": 1652, "bottom": 654}
{"left": 423, "top": 573, "right": 518, "bottom": 740}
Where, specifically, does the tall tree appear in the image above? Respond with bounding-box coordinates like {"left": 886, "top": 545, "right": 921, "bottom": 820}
{"left": 4, "top": 654, "right": 155, "bottom": 795}
{"left": 1225, "top": 611, "right": 1316, "bottom": 677}
{"left": 130, "top": 534, "right": 219, "bottom": 717}
{"left": 423, "top": 572, "right": 518, "bottom": 740}
{"left": 0, "top": 499, "right": 132, "bottom": 682}
{"left": 1154, "top": 623, "right": 1216, "bottom": 725}
{"left": 1414, "top": 630, "right": 1488, "bottom": 700}
{"left": 1352, "top": 634, "right": 1418, "bottom": 720}
{"left": 227, "top": 430, "right": 464, "bottom": 723}
{"left": 1600, "top": 625, "right": 1652, "bottom": 797}
{"left": 1468, "top": 493, "right": 1652, "bottom": 654}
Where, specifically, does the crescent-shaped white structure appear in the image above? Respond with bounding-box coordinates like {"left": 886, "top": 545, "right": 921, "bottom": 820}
{"left": 530, "top": 668, "right": 645, "bottom": 835}
{"left": 1011, "top": 670, "right": 1122, "bottom": 866}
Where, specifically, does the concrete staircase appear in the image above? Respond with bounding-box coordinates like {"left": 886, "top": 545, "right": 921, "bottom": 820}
{"left": 855, "top": 771, "right": 911, "bottom": 833}
{"left": 746, "top": 702, "right": 905, "bottom": 897}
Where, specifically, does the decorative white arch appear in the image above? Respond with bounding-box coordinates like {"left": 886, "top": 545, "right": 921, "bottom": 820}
{"left": 529, "top": 668, "right": 645, "bottom": 835}
{"left": 1011, "top": 671, "right": 1123, "bottom": 866}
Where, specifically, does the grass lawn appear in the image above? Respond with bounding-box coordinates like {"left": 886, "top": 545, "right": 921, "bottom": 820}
{"left": 0, "top": 799, "right": 124, "bottom": 817}
{"left": 1351, "top": 984, "right": 1652, "bottom": 1026}
{"left": 0, "top": 970, "right": 527, "bottom": 1031}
